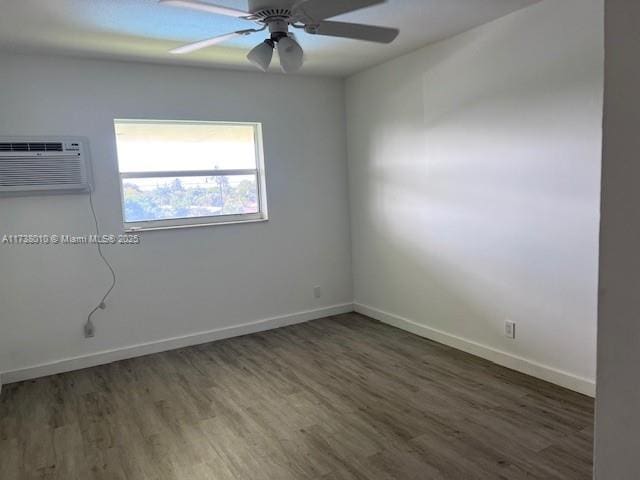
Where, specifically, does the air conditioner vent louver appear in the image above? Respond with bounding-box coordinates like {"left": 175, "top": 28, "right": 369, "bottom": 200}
{"left": 0, "top": 158, "right": 83, "bottom": 186}
{"left": 0, "top": 142, "right": 63, "bottom": 152}
{"left": 0, "top": 137, "right": 92, "bottom": 196}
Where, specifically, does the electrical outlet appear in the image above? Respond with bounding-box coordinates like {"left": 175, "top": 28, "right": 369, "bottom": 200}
{"left": 505, "top": 320, "right": 516, "bottom": 339}
{"left": 84, "top": 321, "right": 95, "bottom": 338}
{"left": 313, "top": 286, "right": 322, "bottom": 299}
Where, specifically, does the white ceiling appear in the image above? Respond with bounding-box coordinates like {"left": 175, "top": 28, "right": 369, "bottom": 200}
{"left": 0, "top": 0, "right": 539, "bottom": 76}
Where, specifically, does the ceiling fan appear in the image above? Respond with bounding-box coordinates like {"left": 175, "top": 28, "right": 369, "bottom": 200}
{"left": 160, "top": 0, "right": 399, "bottom": 73}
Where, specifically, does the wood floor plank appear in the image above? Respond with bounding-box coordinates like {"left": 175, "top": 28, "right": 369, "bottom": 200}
{"left": 0, "top": 313, "right": 594, "bottom": 479}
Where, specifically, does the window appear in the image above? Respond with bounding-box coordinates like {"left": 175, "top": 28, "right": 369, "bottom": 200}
{"left": 114, "top": 120, "right": 267, "bottom": 231}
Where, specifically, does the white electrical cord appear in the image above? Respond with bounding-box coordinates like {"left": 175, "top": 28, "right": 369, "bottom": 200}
{"left": 85, "top": 190, "right": 116, "bottom": 337}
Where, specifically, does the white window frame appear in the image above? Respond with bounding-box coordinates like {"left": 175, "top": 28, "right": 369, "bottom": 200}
{"left": 114, "top": 119, "right": 268, "bottom": 232}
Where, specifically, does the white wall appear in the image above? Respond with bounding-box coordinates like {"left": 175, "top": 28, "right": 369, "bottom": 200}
{"left": 346, "top": 0, "right": 603, "bottom": 395}
{"left": 595, "top": 0, "right": 640, "bottom": 477}
{"left": 0, "top": 53, "right": 352, "bottom": 380}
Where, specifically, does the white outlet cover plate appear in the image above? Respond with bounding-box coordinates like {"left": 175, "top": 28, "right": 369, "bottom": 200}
{"left": 505, "top": 320, "right": 516, "bottom": 339}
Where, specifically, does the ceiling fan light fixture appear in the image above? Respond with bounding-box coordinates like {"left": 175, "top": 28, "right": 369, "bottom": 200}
{"left": 247, "top": 39, "right": 275, "bottom": 72}
{"left": 163, "top": 0, "right": 400, "bottom": 72}
{"left": 277, "top": 36, "right": 304, "bottom": 73}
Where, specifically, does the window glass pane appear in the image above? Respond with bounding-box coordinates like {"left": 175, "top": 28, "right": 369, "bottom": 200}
{"left": 122, "top": 175, "right": 259, "bottom": 223}
{"left": 115, "top": 121, "right": 258, "bottom": 172}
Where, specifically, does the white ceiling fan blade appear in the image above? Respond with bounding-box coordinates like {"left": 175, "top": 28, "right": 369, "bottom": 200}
{"left": 310, "top": 21, "right": 399, "bottom": 44}
{"left": 170, "top": 30, "right": 253, "bottom": 54}
{"left": 292, "top": 0, "right": 385, "bottom": 23}
{"left": 160, "top": 0, "right": 251, "bottom": 19}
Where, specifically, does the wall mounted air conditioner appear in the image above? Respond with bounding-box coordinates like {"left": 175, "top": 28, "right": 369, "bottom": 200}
{"left": 0, "top": 137, "right": 93, "bottom": 196}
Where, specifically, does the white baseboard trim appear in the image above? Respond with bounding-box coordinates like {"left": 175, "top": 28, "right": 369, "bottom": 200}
{"left": 1, "top": 302, "right": 596, "bottom": 398}
{"left": 354, "top": 303, "right": 595, "bottom": 397}
{"left": 0, "top": 303, "right": 354, "bottom": 386}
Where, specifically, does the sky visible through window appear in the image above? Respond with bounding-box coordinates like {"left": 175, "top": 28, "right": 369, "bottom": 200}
{"left": 115, "top": 121, "right": 261, "bottom": 224}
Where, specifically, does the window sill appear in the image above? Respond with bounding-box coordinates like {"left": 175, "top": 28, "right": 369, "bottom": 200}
{"left": 124, "top": 216, "right": 268, "bottom": 233}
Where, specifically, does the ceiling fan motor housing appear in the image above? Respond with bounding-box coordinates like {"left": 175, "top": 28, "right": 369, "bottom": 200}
{"left": 266, "top": 19, "right": 290, "bottom": 36}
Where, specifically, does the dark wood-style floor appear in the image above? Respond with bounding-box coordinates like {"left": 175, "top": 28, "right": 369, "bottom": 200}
{"left": 0, "top": 313, "right": 594, "bottom": 479}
